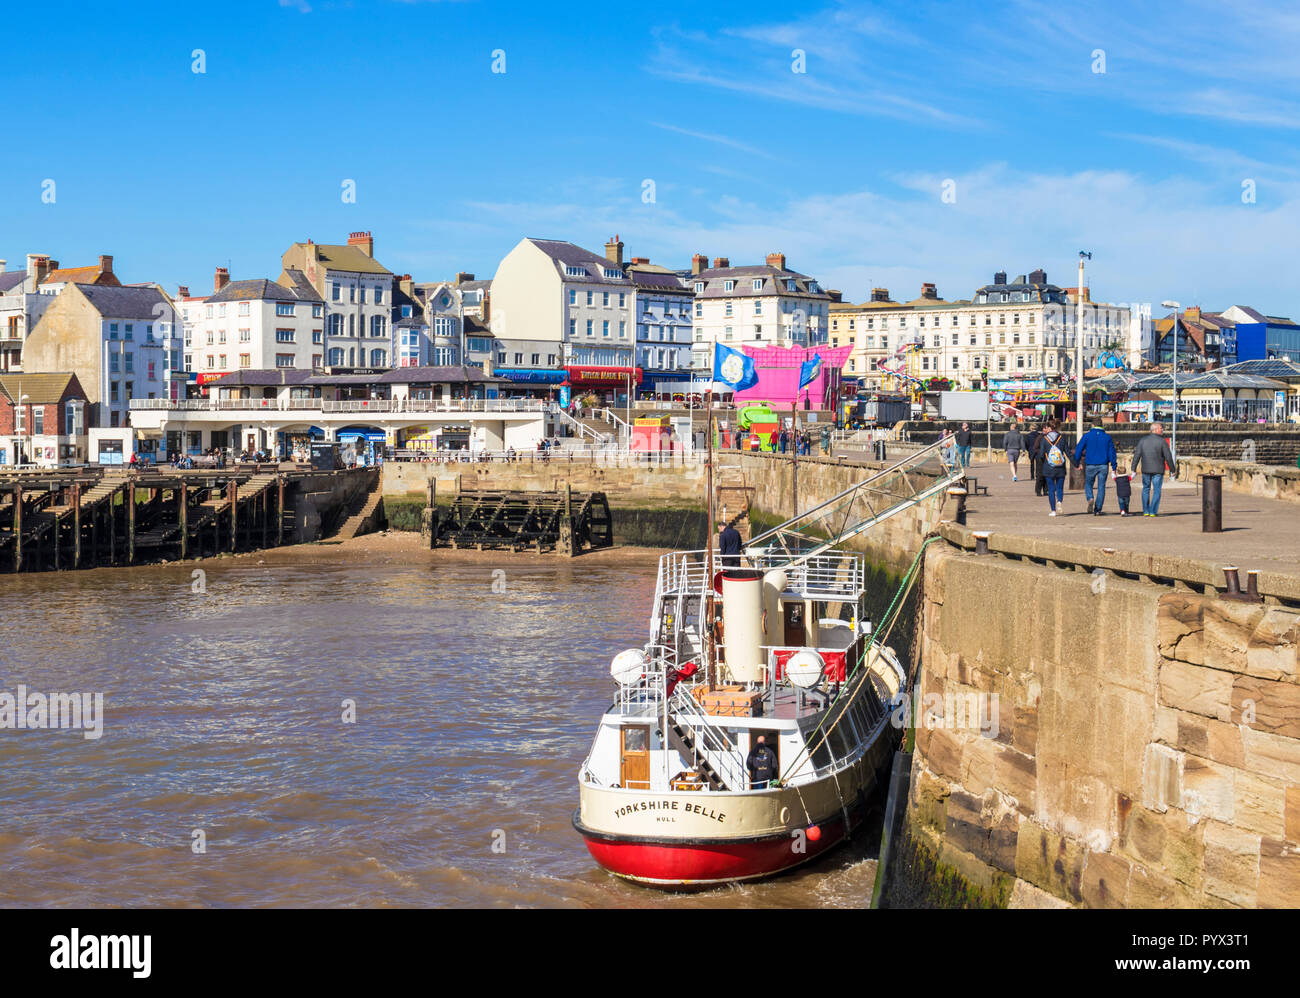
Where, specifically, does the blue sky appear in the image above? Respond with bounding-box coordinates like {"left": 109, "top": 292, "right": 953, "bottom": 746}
{"left": 4, "top": 0, "right": 1299, "bottom": 314}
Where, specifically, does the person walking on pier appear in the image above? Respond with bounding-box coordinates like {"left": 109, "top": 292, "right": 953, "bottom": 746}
{"left": 954, "top": 422, "right": 973, "bottom": 468}
{"left": 1035, "top": 420, "right": 1074, "bottom": 516}
{"left": 746, "top": 734, "right": 778, "bottom": 790}
{"left": 1025, "top": 424, "right": 1044, "bottom": 495}
{"left": 1133, "top": 422, "right": 1178, "bottom": 516}
{"left": 1003, "top": 423, "right": 1025, "bottom": 481}
{"left": 1074, "top": 421, "right": 1118, "bottom": 515}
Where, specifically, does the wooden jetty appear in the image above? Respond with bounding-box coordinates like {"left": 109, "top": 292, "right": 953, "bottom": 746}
{"left": 0, "top": 465, "right": 379, "bottom": 574}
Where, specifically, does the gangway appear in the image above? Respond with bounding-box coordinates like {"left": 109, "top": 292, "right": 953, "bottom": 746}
{"left": 745, "top": 437, "right": 962, "bottom": 569}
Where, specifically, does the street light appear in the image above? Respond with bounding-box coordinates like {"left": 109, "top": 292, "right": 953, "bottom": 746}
{"left": 1161, "top": 299, "right": 1180, "bottom": 461}
{"left": 1076, "top": 252, "right": 1091, "bottom": 443}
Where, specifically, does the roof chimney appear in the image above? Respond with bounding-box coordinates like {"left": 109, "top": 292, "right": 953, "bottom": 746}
{"left": 920, "top": 282, "right": 938, "bottom": 300}
{"left": 630, "top": 257, "right": 649, "bottom": 265}
{"left": 347, "top": 231, "right": 374, "bottom": 257}
{"left": 827, "top": 289, "right": 843, "bottom": 303}
{"left": 214, "top": 267, "right": 230, "bottom": 293}
{"left": 870, "top": 288, "right": 891, "bottom": 302}
{"left": 1028, "top": 268, "right": 1046, "bottom": 285}
{"left": 691, "top": 253, "right": 707, "bottom": 275}
{"left": 712, "top": 257, "right": 729, "bottom": 269}
{"left": 455, "top": 272, "right": 475, "bottom": 285}
{"left": 604, "top": 235, "right": 624, "bottom": 266}
{"left": 178, "top": 285, "right": 190, "bottom": 298}
{"left": 0, "top": 260, "right": 5, "bottom": 274}
{"left": 765, "top": 252, "right": 786, "bottom": 271}
{"left": 994, "top": 271, "right": 1007, "bottom": 286}
{"left": 98, "top": 255, "right": 113, "bottom": 275}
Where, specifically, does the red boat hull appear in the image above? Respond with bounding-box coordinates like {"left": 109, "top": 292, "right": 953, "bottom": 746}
{"left": 574, "top": 805, "right": 860, "bottom": 887}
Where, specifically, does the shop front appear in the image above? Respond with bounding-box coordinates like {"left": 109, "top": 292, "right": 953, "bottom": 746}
{"left": 564, "top": 366, "right": 643, "bottom": 406}
{"left": 493, "top": 368, "right": 566, "bottom": 400}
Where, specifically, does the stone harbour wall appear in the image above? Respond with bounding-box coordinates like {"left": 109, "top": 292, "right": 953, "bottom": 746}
{"left": 1178, "top": 457, "right": 1300, "bottom": 505}
{"left": 904, "top": 540, "right": 1300, "bottom": 908}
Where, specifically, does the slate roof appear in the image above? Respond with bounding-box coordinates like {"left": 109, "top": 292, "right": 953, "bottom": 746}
{"left": 689, "top": 264, "right": 830, "bottom": 301}
{"left": 281, "top": 269, "right": 325, "bottom": 302}
{"left": 208, "top": 279, "right": 317, "bottom": 304}
{"left": 0, "top": 272, "right": 27, "bottom": 294}
{"left": 525, "top": 239, "right": 632, "bottom": 285}
{"left": 204, "top": 369, "right": 314, "bottom": 387}
{"left": 77, "top": 284, "right": 173, "bottom": 320}
{"left": 377, "top": 365, "right": 509, "bottom": 384}
{"left": 628, "top": 269, "right": 690, "bottom": 293}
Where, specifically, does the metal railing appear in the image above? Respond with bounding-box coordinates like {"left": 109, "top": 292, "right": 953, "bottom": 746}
{"left": 746, "top": 435, "right": 963, "bottom": 567}
{"left": 128, "top": 397, "right": 549, "bottom": 414}
{"left": 667, "top": 684, "right": 748, "bottom": 791}
{"left": 653, "top": 549, "right": 865, "bottom": 602}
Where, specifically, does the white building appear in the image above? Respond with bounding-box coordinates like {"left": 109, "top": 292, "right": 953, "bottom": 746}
{"left": 687, "top": 252, "right": 832, "bottom": 371}
{"left": 489, "top": 236, "right": 635, "bottom": 373}
{"left": 832, "top": 270, "right": 1132, "bottom": 390}
{"left": 179, "top": 268, "right": 325, "bottom": 381}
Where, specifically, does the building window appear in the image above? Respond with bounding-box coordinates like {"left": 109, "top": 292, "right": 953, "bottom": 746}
{"left": 239, "top": 353, "right": 251, "bottom": 368}
{"left": 618, "top": 293, "right": 625, "bottom": 308}
{"left": 603, "top": 321, "right": 610, "bottom": 337}
{"left": 586, "top": 319, "right": 593, "bottom": 336}
{"left": 276, "top": 329, "right": 295, "bottom": 342}
{"left": 619, "top": 321, "right": 626, "bottom": 338}
{"left": 276, "top": 353, "right": 295, "bottom": 368}
{"left": 724, "top": 280, "right": 734, "bottom": 292}
{"left": 695, "top": 303, "right": 702, "bottom": 318}
{"left": 312, "top": 330, "right": 322, "bottom": 344}
{"left": 569, "top": 318, "right": 576, "bottom": 337}
{"left": 586, "top": 291, "right": 594, "bottom": 306}
{"left": 276, "top": 303, "right": 294, "bottom": 316}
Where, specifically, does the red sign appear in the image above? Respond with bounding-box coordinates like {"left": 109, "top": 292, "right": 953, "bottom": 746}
{"left": 566, "top": 366, "right": 643, "bottom": 386}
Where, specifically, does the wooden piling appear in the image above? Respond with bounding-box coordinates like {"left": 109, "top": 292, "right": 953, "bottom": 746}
{"left": 229, "top": 479, "right": 238, "bottom": 552}
{"left": 179, "top": 482, "right": 188, "bottom": 560}
{"left": 277, "top": 476, "right": 285, "bottom": 546}
{"left": 127, "top": 480, "right": 136, "bottom": 564}
{"left": 73, "top": 483, "right": 81, "bottom": 568}
{"left": 13, "top": 485, "right": 22, "bottom": 572}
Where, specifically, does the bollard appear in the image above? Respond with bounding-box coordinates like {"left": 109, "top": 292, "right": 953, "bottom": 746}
{"left": 1068, "top": 465, "right": 1084, "bottom": 491}
{"left": 973, "top": 531, "right": 990, "bottom": 555}
{"left": 1245, "top": 570, "right": 1263, "bottom": 603}
{"left": 1221, "top": 566, "right": 1242, "bottom": 598}
{"left": 947, "top": 487, "right": 968, "bottom": 525}
{"left": 1201, "top": 474, "right": 1223, "bottom": 533}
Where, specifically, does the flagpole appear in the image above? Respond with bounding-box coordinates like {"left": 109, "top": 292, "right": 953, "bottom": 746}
{"left": 704, "top": 376, "right": 716, "bottom": 692}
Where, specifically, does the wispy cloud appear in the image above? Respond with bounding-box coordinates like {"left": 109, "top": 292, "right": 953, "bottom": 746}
{"left": 649, "top": 122, "right": 775, "bottom": 160}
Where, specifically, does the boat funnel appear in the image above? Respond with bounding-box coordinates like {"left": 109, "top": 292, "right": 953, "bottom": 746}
{"left": 721, "top": 569, "right": 764, "bottom": 684}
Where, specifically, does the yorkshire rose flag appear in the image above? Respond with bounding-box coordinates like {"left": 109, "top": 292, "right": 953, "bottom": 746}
{"left": 712, "top": 343, "right": 758, "bottom": 391}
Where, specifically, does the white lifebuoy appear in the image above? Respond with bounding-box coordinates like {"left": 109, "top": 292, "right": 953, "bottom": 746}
{"left": 785, "top": 649, "right": 825, "bottom": 689}
{"left": 610, "top": 648, "right": 647, "bottom": 686}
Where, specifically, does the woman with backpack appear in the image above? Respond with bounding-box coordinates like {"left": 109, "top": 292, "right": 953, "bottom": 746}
{"left": 1035, "top": 419, "right": 1074, "bottom": 516}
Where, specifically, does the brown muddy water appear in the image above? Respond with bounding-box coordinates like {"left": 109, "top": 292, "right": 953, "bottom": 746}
{"left": 0, "top": 549, "right": 879, "bottom": 907}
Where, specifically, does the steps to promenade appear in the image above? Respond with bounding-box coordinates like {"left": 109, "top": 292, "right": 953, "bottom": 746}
{"left": 335, "top": 487, "right": 385, "bottom": 540}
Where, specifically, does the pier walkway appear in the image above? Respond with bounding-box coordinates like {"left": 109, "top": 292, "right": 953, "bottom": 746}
{"left": 947, "top": 458, "right": 1300, "bottom": 594}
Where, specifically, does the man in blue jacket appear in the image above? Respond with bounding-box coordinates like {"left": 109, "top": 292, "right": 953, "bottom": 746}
{"left": 1074, "top": 421, "right": 1118, "bottom": 515}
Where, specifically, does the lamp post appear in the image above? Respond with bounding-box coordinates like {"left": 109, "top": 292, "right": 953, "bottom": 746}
{"left": 1161, "top": 300, "right": 1181, "bottom": 461}
{"left": 1076, "top": 251, "right": 1091, "bottom": 443}
{"left": 20, "top": 391, "right": 30, "bottom": 466}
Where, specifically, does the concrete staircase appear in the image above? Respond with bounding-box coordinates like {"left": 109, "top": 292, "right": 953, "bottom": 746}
{"left": 335, "top": 487, "right": 385, "bottom": 540}
{"left": 714, "top": 462, "right": 753, "bottom": 540}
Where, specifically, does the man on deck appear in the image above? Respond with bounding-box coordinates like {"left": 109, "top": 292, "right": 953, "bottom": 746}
{"left": 747, "top": 735, "right": 778, "bottom": 790}
{"left": 718, "top": 521, "right": 743, "bottom": 569}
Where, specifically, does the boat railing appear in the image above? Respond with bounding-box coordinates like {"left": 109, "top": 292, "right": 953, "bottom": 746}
{"left": 653, "top": 550, "right": 864, "bottom": 602}
{"left": 610, "top": 645, "right": 677, "bottom": 717}
{"left": 667, "top": 685, "right": 749, "bottom": 792}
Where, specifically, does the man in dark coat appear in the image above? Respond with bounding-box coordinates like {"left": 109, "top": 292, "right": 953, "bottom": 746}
{"left": 746, "top": 734, "right": 778, "bottom": 789}
{"left": 718, "top": 521, "right": 743, "bottom": 569}
{"left": 1025, "top": 425, "right": 1044, "bottom": 495}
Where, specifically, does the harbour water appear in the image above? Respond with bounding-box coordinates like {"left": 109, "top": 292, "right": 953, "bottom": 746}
{"left": 0, "top": 545, "right": 879, "bottom": 908}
